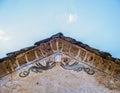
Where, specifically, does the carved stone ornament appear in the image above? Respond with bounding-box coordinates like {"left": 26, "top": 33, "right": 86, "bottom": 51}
{"left": 19, "top": 52, "right": 95, "bottom": 78}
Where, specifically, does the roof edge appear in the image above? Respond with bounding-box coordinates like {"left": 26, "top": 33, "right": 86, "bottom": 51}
{"left": 0, "top": 32, "right": 120, "bottom": 65}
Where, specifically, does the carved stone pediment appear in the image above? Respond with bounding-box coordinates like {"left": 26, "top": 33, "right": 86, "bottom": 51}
{"left": 19, "top": 52, "right": 95, "bottom": 78}
{"left": 0, "top": 33, "right": 120, "bottom": 93}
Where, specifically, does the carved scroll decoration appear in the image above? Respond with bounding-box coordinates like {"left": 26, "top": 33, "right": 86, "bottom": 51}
{"left": 19, "top": 53, "right": 95, "bottom": 78}
{"left": 61, "top": 61, "right": 95, "bottom": 75}
{"left": 19, "top": 61, "right": 55, "bottom": 77}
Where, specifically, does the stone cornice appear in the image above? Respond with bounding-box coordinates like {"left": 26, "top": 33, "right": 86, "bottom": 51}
{"left": 2, "top": 32, "right": 119, "bottom": 64}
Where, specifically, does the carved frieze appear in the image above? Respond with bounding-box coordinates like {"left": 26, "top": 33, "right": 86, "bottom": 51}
{"left": 19, "top": 53, "right": 95, "bottom": 78}
{"left": 0, "top": 33, "right": 119, "bottom": 84}
{"left": 19, "top": 61, "right": 55, "bottom": 78}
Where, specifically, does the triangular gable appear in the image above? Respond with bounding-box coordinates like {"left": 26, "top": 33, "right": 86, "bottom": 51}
{"left": 0, "top": 33, "right": 119, "bottom": 80}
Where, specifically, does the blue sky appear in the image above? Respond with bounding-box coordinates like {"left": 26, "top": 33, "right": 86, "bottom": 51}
{"left": 0, "top": 0, "right": 120, "bottom": 58}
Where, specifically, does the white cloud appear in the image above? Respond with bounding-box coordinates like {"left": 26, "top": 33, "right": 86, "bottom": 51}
{"left": 0, "top": 30, "right": 10, "bottom": 41}
{"left": 67, "top": 14, "right": 78, "bottom": 23}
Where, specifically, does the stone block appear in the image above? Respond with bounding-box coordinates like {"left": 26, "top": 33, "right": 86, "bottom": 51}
{"left": 0, "top": 59, "right": 12, "bottom": 77}
{"left": 79, "top": 48, "right": 86, "bottom": 61}
{"left": 113, "top": 64, "right": 120, "bottom": 79}
{"left": 26, "top": 50, "right": 36, "bottom": 62}
{"left": 50, "top": 39, "right": 57, "bottom": 51}
{"left": 17, "top": 55, "right": 27, "bottom": 66}
{"left": 0, "top": 62, "right": 7, "bottom": 77}
{"left": 70, "top": 45, "right": 79, "bottom": 57}
{"left": 10, "top": 58, "right": 18, "bottom": 70}
{"left": 107, "top": 61, "right": 115, "bottom": 75}
{"left": 92, "top": 55, "right": 101, "bottom": 68}
{"left": 84, "top": 52, "right": 94, "bottom": 64}
{"left": 98, "top": 59, "right": 109, "bottom": 72}
{"left": 62, "top": 41, "right": 70, "bottom": 53}
{"left": 4, "top": 60, "right": 12, "bottom": 73}
{"left": 40, "top": 42, "right": 53, "bottom": 56}
{"left": 35, "top": 47, "right": 43, "bottom": 57}
{"left": 57, "top": 38, "right": 63, "bottom": 50}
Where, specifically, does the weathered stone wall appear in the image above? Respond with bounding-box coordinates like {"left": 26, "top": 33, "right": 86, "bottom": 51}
{"left": 0, "top": 54, "right": 120, "bottom": 93}
{"left": 0, "top": 34, "right": 120, "bottom": 92}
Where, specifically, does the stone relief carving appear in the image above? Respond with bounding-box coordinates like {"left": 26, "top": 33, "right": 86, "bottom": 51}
{"left": 19, "top": 53, "right": 95, "bottom": 78}
{"left": 19, "top": 61, "right": 55, "bottom": 77}
{"left": 60, "top": 61, "right": 95, "bottom": 75}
